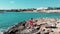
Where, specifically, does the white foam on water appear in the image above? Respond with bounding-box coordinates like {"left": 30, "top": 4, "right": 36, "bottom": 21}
{"left": 0, "top": 31, "right": 3, "bottom": 34}
{"left": 0, "top": 28, "right": 7, "bottom": 34}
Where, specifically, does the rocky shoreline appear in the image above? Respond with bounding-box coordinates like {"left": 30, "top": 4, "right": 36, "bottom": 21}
{"left": 3, "top": 18, "right": 60, "bottom": 34}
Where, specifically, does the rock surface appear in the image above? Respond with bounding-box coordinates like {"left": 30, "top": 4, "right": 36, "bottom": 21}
{"left": 3, "top": 18, "right": 60, "bottom": 34}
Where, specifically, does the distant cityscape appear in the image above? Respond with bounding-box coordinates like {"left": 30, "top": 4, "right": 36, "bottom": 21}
{"left": 0, "top": 7, "right": 60, "bottom": 12}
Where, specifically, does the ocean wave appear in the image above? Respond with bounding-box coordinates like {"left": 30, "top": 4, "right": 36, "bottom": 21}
{"left": 0, "top": 23, "right": 18, "bottom": 34}
{"left": 0, "top": 28, "right": 7, "bottom": 34}
{"left": 0, "top": 31, "right": 3, "bottom": 34}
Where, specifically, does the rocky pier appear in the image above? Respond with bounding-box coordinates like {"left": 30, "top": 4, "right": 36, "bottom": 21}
{"left": 3, "top": 18, "right": 60, "bottom": 34}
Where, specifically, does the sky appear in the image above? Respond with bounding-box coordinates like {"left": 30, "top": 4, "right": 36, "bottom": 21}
{"left": 0, "top": 0, "right": 60, "bottom": 9}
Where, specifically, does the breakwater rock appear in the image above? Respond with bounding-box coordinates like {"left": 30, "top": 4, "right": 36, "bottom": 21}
{"left": 3, "top": 18, "right": 60, "bottom": 34}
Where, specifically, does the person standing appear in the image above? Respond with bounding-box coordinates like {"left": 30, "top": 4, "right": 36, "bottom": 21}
{"left": 29, "top": 18, "right": 34, "bottom": 28}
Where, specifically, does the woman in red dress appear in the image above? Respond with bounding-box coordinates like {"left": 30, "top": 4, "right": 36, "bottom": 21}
{"left": 29, "top": 18, "right": 34, "bottom": 28}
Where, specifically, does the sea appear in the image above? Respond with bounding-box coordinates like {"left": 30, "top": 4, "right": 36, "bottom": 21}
{"left": 0, "top": 12, "right": 60, "bottom": 34}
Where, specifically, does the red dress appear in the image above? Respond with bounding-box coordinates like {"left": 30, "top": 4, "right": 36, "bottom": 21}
{"left": 29, "top": 20, "right": 33, "bottom": 27}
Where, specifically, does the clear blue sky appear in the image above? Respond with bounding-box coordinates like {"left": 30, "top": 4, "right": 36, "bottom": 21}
{"left": 0, "top": 0, "right": 60, "bottom": 9}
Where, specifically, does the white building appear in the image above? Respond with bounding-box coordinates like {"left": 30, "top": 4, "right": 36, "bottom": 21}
{"left": 37, "top": 7, "right": 48, "bottom": 10}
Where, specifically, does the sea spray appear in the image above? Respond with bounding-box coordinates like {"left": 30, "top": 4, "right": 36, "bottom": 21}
{"left": 0, "top": 31, "right": 3, "bottom": 34}
{"left": 0, "top": 29, "right": 6, "bottom": 34}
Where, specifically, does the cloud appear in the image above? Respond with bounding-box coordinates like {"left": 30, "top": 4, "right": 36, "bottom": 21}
{"left": 10, "top": 1, "right": 15, "bottom": 4}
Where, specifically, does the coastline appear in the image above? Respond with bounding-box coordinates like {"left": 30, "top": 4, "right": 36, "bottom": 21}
{"left": 0, "top": 7, "right": 60, "bottom": 13}
{"left": 3, "top": 18, "right": 60, "bottom": 34}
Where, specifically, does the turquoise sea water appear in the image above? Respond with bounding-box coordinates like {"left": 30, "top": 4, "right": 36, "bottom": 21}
{"left": 0, "top": 12, "right": 60, "bottom": 33}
